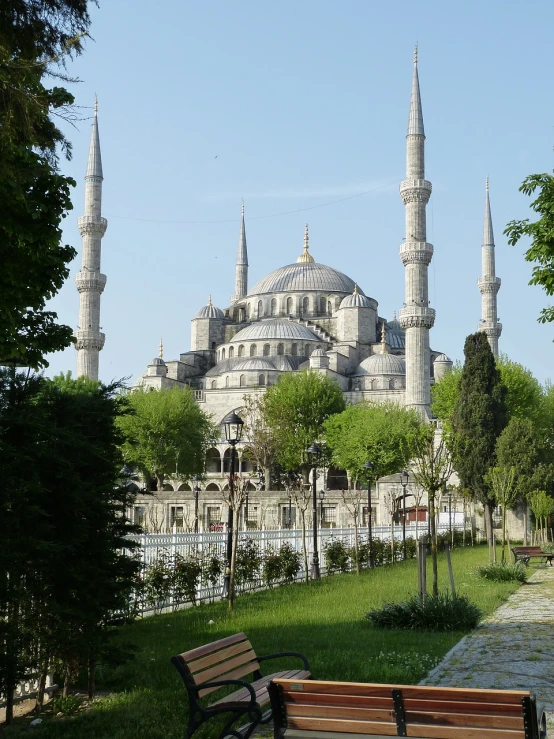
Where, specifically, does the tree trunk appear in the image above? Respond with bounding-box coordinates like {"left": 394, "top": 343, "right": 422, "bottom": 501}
{"left": 501, "top": 506, "right": 507, "bottom": 564}
{"left": 301, "top": 511, "right": 309, "bottom": 583}
{"left": 429, "top": 492, "right": 438, "bottom": 597}
{"left": 36, "top": 656, "right": 51, "bottom": 712}
{"left": 228, "top": 510, "right": 239, "bottom": 610}
{"left": 353, "top": 518, "right": 360, "bottom": 574}
{"left": 62, "top": 663, "right": 72, "bottom": 698}
{"left": 88, "top": 654, "right": 96, "bottom": 700}
{"left": 523, "top": 504, "right": 528, "bottom": 546}
{"left": 415, "top": 506, "right": 419, "bottom": 542}
{"left": 264, "top": 466, "right": 271, "bottom": 492}
{"left": 484, "top": 501, "right": 494, "bottom": 563}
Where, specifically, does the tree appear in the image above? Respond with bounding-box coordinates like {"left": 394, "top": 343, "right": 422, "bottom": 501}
{"left": 261, "top": 370, "right": 345, "bottom": 472}
{"left": 505, "top": 171, "right": 554, "bottom": 324}
{"left": 527, "top": 490, "right": 554, "bottom": 544}
{"left": 410, "top": 425, "right": 453, "bottom": 595}
{"left": 118, "top": 386, "right": 217, "bottom": 490}
{"left": 451, "top": 333, "right": 508, "bottom": 561}
{"left": 241, "top": 391, "right": 276, "bottom": 491}
{"left": 430, "top": 362, "right": 462, "bottom": 434}
{"left": 0, "top": 1, "right": 94, "bottom": 368}
{"left": 485, "top": 466, "right": 517, "bottom": 563}
{"left": 497, "top": 355, "right": 544, "bottom": 425}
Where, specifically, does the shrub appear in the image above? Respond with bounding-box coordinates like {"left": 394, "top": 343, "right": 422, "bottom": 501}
{"left": 173, "top": 554, "right": 202, "bottom": 605}
{"left": 366, "top": 592, "right": 482, "bottom": 631}
{"left": 143, "top": 556, "right": 172, "bottom": 610}
{"left": 323, "top": 539, "right": 350, "bottom": 574}
{"left": 542, "top": 543, "right": 554, "bottom": 554}
{"left": 202, "top": 554, "right": 224, "bottom": 589}
{"left": 262, "top": 546, "right": 282, "bottom": 586}
{"left": 278, "top": 542, "right": 301, "bottom": 582}
{"left": 475, "top": 562, "right": 528, "bottom": 583}
{"left": 51, "top": 695, "right": 81, "bottom": 715}
{"left": 234, "top": 539, "right": 262, "bottom": 587}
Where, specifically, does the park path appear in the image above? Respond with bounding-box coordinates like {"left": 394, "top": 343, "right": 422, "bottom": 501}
{"left": 420, "top": 563, "right": 554, "bottom": 730}
{"left": 251, "top": 563, "right": 554, "bottom": 737}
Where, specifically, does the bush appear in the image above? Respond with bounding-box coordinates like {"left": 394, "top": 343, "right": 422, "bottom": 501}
{"left": 278, "top": 542, "right": 301, "bottom": 583}
{"left": 542, "top": 543, "right": 554, "bottom": 554}
{"left": 475, "top": 562, "right": 528, "bottom": 583}
{"left": 51, "top": 695, "right": 81, "bottom": 716}
{"left": 366, "top": 592, "right": 482, "bottom": 631}
{"left": 234, "top": 539, "right": 262, "bottom": 587}
{"left": 173, "top": 554, "right": 202, "bottom": 605}
{"left": 323, "top": 539, "right": 350, "bottom": 574}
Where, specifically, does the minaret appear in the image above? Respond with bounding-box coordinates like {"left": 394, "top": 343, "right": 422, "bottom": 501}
{"left": 231, "top": 201, "right": 248, "bottom": 303}
{"left": 477, "top": 179, "right": 502, "bottom": 357}
{"left": 398, "top": 47, "right": 435, "bottom": 418}
{"left": 75, "top": 99, "right": 107, "bottom": 380}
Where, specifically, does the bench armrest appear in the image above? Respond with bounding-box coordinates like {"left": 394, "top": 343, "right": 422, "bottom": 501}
{"left": 258, "top": 651, "right": 310, "bottom": 671}
{"left": 191, "top": 678, "right": 258, "bottom": 705}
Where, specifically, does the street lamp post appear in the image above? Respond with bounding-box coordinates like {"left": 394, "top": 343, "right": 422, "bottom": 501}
{"left": 244, "top": 485, "right": 249, "bottom": 531}
{"left": 363, "top": 461, "right": 374, "bottom": 568}
{"left": 193, "top": 474, "right": 202, "bottom": 533}
{"left": 400, "top": 470, "right": 409, "bottom": 561}
{"left": 307, "top": 443, "right": 322, "bottom": 580}
{"left": 447, "top": 488, "right": 453, "bottom": 544}
{"left": 319, "top": 489, "right": 325, "bottom": 528}
{"left": 223, "top": 412, "right": 244, "bottom": 600}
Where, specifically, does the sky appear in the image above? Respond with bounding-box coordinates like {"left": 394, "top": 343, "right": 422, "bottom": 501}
{"left": 45, "top": 0, "right": 554, "bottom": 385}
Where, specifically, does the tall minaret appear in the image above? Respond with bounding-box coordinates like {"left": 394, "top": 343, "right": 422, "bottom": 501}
{"left": 398, "top": 46, "right": 435, "bottom": 418}
{"left": 230, "top": 201, "right": 248, "bottom": 303}
{"left": 75, "top": 99, "right": 107, "bottom": 380}
{"left": 477, "top": 179, "right": 502, "bottom": 357}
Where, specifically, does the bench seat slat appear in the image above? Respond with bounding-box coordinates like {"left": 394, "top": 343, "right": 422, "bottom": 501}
{"left": 197, "top": 661, "right": 260, "bottom": 698}
{"left": 193, "top": 648, "right": 259, "bottom": 686}
{"left": 212, "top": 669, "right": 311, "bottom": 708}
{"left": 187, "top": 639, "right": 255, "bottom": 674}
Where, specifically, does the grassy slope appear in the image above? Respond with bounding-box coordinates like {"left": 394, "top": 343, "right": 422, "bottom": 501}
{"left": 3, "top": 546, "right": 521, "bottom": 739}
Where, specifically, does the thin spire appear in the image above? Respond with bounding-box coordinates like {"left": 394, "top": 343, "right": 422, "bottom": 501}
{"left": 159, "top": 337, "right": 163, "bottom": 359}
{"left": 236, "top": 200, "right": 248, "bottom": 266}
{"left": 297, "top": 223, "right": 315, "bottom": 263}
{"left": 407, "top": 45, "right": 425, "bottom": 136}
{"left": 86, "top": 97, "right": 103, "bottom": 179}
{"left": 208, "top": 294, "right": 213, "bottom": 306}
{"left": 483, "top": 177, "right": 494, "bottom": 246}
{"left": 381, "top": 321, "right": 387, "bottom": 354}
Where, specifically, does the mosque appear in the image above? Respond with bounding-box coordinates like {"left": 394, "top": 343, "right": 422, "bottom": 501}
{"left": 74, "top": 51, "right": 509, "bottom": 535}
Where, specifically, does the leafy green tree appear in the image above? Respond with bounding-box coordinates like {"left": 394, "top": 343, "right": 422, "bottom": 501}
{"left": 118, "top": 386, "right": 217, "bottom": 490}
{"left": 497, "top": 355, "right": 544, "bottom": 424}
{"left": 241, "top": 392, "right": 276, "bottom": 491}
{"left": 505, "top": 170, "right": 554, "bottom": 324}
{"left": 261, "top": 370, "right": 345, "bottom": 472}
{"left": 527, "top": 490, "right": 554, "bottom": 544}
{"left": 0, "top": 1, "right": 94, "bottom": 368}
{"left": 431, "top": 362, "right": 461, "bottom": 432}
{"left": 452, "top": 333, "right": 508, "bottom": 560}
{"left": 484, "top": 466, "right": 517, "bottom": 563}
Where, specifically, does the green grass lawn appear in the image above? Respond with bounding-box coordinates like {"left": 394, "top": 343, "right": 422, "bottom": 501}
{"left": 3, "top": 545, "right": 522, "bottom": 739}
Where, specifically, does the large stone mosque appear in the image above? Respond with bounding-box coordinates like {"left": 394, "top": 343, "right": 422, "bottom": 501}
{"left": 74, "top": 51, "right": 507, "bottom": 534}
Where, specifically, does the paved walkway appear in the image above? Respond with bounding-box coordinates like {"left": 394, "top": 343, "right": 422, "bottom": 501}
{"left": 251, "top": 564, "right": 554, "bottom": 737}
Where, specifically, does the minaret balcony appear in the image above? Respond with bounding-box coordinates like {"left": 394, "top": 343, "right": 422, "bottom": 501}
{"left": 399, "top": 179, "right": 432, "bottom": 204}
{"left": 478, "top": 323, "right": 502, "bottom": 337}
{"left": 477, "top": 276, "right": 501, "bottom": 294}
{"left": 75, "top": 271, "right": 107, "bottom": 293}
{"left": 74, "top": 330, "right": 106, "bottom": 351}
{"left": 399, "top": 306, "right": 435, "bottom": 330}
{"left": 78, "top": 215, "right": 108, "bottom": 238}
{"left": 399, "top": 241, "right": 433, "bottom": 265}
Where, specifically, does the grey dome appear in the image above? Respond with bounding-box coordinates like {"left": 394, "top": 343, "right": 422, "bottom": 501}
{"left": 195, "top": 301, "right": 224, "bottom": 319}
{"left": 232, "top": 358, "right": 275, "bottom": 372}
{"left": 249, "top": 262, "right": 362, "bottom": 296}
{"left": 434, "top": 354, "right": 452, "bottom": 363}
{"left": 149, "top": 356, "right": 165, "bottom": 366}
{"left": 311, "top": 348, "right": 327, "bottom": 357}
{"left": 230, "top": 320, "right": 320, "bottom": 343}
{"left": 340, "top": 292, "right": 372, "bottom": 309}
{"left": 356, "top": 353, "right": 406, "bottom": 376}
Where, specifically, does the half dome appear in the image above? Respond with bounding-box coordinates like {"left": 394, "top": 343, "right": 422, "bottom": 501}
{"left": 340, "top": 292, "right": 373, "bottom": 309}
{"left": 230, "top": 319, "right": 321, "bottom": 343}
{"left": 232, "top": 358, "right": 275, "bottom": 372}
{"left": 355, "top": 353, "right": 406, "bottom": 376}
{"left": 249, "top": 262, "right": 362, "bottom": 296}
{"left": 434, "top": 354, "right": 452, "bottom": 363}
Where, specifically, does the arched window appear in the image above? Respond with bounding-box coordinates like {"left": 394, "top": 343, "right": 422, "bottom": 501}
{"left": 291, "top": 343, "right": 298, "bottom": 356}
{"left": 316, "top": 344, "right": 322, "bottom": 350}
{"left": 250, "top": 344, "right": 257, "bottom": 357}
{"left": 240, "top": 374, "right": 246, "bottom": 387}
{"left": 305, "top": 344, "right": 310, "bottom": 356}
{"left": 286, "top": 296, "right": 294, "bottom": 314}
{"left": 225, "top": 376, "right": 229, "bottom": 387}
{"left": 302, "top": 296, "right": 309, "bottom": 314}
{"left": 389, "top": 378, "right": 396, "bottom": 390}
{"left": 335, "top": 297, "right": 341, "bottom": 311}
{"left": 270, "top": 298, "right": 277, "bottom": 316}
{"left": 229, "top": 346, "right": 234, "bottom": 358}
{"left": 246, "top": 303, "right": 251, "bottom": 318}
{"left": 319, "top": 296, "right": 326, "bottom": 313}
{"left": 221, "top": 348, "right": 226, "bottom": 360}
{"left": 277, "top": 343, "right": 284, "bottom": 355}
{"left": 263, "top": 343, "right": 270, "bottom": 356}
{"left": 238, "top": 344, "right": 245, "bottom": 357}
{"left": 211, "top": 341, "right": 216, "bottom": 351}
{"left": 211, "top": 380, "right": 217, "bottom": 389}
{"left": 327, "top": 300, "right": 332, "bottom": 315}
{"left": 258, "top": 300, "right": 263, "bottom": 317}
{"left": 258, "top": 374, "right": 266, "bottom": 386}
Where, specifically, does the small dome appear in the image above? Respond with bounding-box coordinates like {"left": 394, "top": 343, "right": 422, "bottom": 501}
{"left": 230, "top": 319, "right": 320, "bottom": 343}
{"left": 232, "top": 358, "right": 275, "bottom": 372}
{"left": 340, "top": 285, "right": 373, "bottom": 309}
{"left": 149, "top": 356, "right": 166, "bottom": 366}
{"left": 195, "top": 296, "right": 224, "bottom": 319}
{"left": 311, "top": 348, "right": 327, "bottom": 357}
{"left": 356, "top": 353, "right": 406, "bottom": 376}
{"left": 434, "top": 353, "right": 452, "bottom": 363}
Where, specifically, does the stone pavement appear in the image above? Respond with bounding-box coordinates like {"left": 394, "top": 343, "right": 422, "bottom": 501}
{"left": 251, "top": 564, "right": 554, "bottom": 737}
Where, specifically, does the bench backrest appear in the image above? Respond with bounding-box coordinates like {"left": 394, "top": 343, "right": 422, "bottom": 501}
{"left": 512, "top": 547, "right": 543, "bottom": 553}
{"left": 270, "top": 679, "right": 545, "bottom": 739}
{"left": 172, "top": 632, "right": 260, "bottom": 698}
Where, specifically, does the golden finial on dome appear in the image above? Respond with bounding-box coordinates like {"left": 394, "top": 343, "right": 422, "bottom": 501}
{"left": 297, "top": 223, "right": 315, "bottom": 263}
{"left": 381, "top": 321, "right": 387, "bottom": 354}
{"left": 159, "top": 337, "right": 164, "bottom": 359}
{"left": 353, "top": 283, "right": 359, "bottom": 295}
{"left": 208, "top": 294, "right": 213, "bottom": 306}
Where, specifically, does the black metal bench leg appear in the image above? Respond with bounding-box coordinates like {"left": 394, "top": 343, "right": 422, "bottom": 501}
{"left": 217, "top": 706, "right": 262, "bottom": 739}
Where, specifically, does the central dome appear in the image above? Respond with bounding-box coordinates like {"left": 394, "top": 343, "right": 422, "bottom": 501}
{"left": 249, "top": 262, "right": 363, "bottom": 296}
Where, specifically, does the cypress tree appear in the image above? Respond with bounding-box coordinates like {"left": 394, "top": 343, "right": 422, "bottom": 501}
{"left": 452, "top": 333, "right": 507, "bottom": 559}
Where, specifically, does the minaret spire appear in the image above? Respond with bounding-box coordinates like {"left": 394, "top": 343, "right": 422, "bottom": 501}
{"left": 75, "top": 100, "right": 107, "bottom": 380}
{"left": 231, "top": 200, "right": 248, "bottom": 303}
{"left": 477, "top": 178, "right": 502, "bottom": 357}
{"left": 398, "top": 48, "right": 435, "bottom": 418}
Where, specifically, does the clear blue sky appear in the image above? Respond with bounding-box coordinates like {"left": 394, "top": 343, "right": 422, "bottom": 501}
{"left": 46, "top": 0, "right": 554, "bottom": 385}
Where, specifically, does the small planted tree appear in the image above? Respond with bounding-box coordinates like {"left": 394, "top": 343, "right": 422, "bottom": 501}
{"left": 485, "top": 466, "right": 517, "bottom": 563}
{"left": 341, "top": 484, "right": 364, "bottom": 573}
{"left": 527, "top": 490, "right": 554, "bottom": 544}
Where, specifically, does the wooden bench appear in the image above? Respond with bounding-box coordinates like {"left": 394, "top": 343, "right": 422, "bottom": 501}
{"left": 269, "top": 678, "right": 547, "bottom": 739}
{"left": 512, "top": 546, "right": 554, "bottom": 567}
{"left": 171, "top": 632, "right": 311, "bottom": 739}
